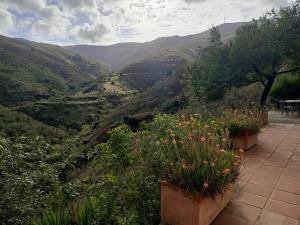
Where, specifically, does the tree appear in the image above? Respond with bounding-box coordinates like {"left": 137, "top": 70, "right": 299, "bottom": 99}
{"left": 192, "top": 1, "right": 300, "bottom": 108}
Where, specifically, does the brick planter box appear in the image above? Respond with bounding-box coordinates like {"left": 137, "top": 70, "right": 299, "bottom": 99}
{"left": 231, "top": 133, "right": 258, "bottom": 150}
{"left": 161, "top": 182, "right": 233, "bottom": 225}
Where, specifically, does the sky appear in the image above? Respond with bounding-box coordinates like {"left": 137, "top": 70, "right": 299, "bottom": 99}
{"left": 0, "top": 0, "right": 292, "bottom": 46}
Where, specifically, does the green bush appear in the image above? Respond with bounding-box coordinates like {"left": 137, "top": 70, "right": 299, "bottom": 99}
{"left": 227, "top": 113, "right": 260, "bottom": 136}
{"left": 270, "top": 74, "right": 300, "bottom": 100}
{"left": 150, "top": 114, "right": 241, "bottom": 197}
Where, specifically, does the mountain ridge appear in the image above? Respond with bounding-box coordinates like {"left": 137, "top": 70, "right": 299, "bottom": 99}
{"left": 66, "top": 22, "right": 245, "bottom": 70}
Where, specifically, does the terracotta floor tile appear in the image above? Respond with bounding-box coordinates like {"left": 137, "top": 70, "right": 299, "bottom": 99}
{"left": 243, "top": 183, "right": 273, "bottom": 197}
{"left": 211, "top": 212, "right": 253, "bottom": 225}
{"left": 271, "top": 190, "right": 300, "bottom": 206}
{"left": 240, "top": 167, "right": 257, "bottom": 182}
{"left": 250, "top": 171, "right": 281, "bottom": 188}
{"left": 283, "top": 168, "right": 300, "bottom": 178}
{"left": 258, "top": 165, "right": 284, "bottom": 174}
{"left": 235, "top": 191, "right": 267, "bottom": 208}
{"left": 264, "top": 156, "right": 290, "bottom": 168}
{"left": 222, "top": 201, "right": 261, "bottom": 222}
{"left": 265, "top": 199, "right": 300, "bottom": 220}
{"left": 255, "top": 211, "right": 299, "bottom": 225}
{"left": 276, "top": 175, "right": 300, "bottom": 194}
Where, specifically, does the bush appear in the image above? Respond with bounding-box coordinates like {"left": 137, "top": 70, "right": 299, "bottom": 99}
{"left": 227, "top": 113, "right": 260, "bottom": 136}
{"left": 151, "top": 114, "right": 241, "bottom": 197}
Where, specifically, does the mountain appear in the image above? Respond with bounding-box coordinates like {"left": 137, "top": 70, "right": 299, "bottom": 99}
{"left": 66, "top": 22, "right": 244, "bottom": 71}
{"left": 0, "top": 35, "right": 109, "bottom": 106}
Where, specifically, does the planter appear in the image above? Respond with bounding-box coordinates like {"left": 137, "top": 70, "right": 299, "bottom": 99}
{"left": 260, "top": 112, "right": 269, "bottom": 127}
{"left": 161, "top": 182, "right": 233, "bottom": 225}
{"left": 230, "top": 132, "right": 258, "bottom": 150}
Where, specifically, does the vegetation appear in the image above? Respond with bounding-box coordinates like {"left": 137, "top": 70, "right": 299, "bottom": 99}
{"left": 270, "top": 74, "right": 300, "bottom": 100}
{"left": 191, "top": 1, "right": 300, "bottom": 108}
{"left": 226, "top": 113, "right": 260, "bottom": 136}
{"left": 0, "top": 105, "right": 68, "bottom": 142}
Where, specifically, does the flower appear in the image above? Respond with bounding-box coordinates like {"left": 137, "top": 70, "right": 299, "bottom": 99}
{"left": 223, "top": 168, "right": 231, "bottom": 175}
{"left": 200, "top": 136, "right": 206, "bottom": 142}
{"left": 239, "top": 148, "right": 244, "bottom": 153}
{"left": 220, "top": 149, "right": 225, "bottom": 153}
{"left": 172, "top": 138, "right": 177, "bottom": 145}
{"left": 211, "top": 162, "right": 215, "bottom": 167}
{"left": 203, "top": 181, "right": 209, "bottom": 189}
{"left": 203, "top": 160, "right": 208, "bottom": 165}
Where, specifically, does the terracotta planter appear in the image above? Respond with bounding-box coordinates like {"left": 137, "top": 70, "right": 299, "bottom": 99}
{"left": 230, "top": 132, "right": 258, "bottom": 150}
{"left": 161, "top": 182, "right": 233, "bottom": 225}
{"left": 260, "top": 112, "right": 268, "bottom": 127}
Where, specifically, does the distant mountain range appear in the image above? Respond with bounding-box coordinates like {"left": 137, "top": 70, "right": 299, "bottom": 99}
{"left": 67, "top": 22, "right": 245, "bottom": 71}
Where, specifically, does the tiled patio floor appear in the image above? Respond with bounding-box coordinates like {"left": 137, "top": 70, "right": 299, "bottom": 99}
{"left": 212, "top": 123, "right": 300, "bottom": 225}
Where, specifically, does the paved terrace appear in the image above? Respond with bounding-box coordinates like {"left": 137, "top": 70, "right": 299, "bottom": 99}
{"left": 212, "top": 123, "right": 300, "bottom": 225}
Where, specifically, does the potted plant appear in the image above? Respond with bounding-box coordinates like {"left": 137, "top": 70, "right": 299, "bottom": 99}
{"left": 160, "top": 116, "right": 242, "bottom": 225}
{"left": 227, "top": 114, "right": 260, "bottom": 150}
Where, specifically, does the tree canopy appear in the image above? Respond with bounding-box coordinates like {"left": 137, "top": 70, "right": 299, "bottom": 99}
{"left": 191, "top": 0, "right": 300, "bottom": 108}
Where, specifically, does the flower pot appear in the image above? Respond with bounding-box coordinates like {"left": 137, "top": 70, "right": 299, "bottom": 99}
{"left": 259, "top": 112, "right": 268, "bottom": 127}
{"left": 230, "top": 132, "right": 258, "bottom": 150}
{"left": 161, "top": 182, "right": 234, "bottom": 225}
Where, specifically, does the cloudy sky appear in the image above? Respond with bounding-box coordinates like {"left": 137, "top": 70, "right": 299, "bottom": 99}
{"left": 0, "top": 0, "right": 292, "bottom": 46}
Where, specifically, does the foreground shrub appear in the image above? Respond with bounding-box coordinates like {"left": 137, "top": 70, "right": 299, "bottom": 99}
{"left": 153, "top": 114, "right": 241, "bottom": 197}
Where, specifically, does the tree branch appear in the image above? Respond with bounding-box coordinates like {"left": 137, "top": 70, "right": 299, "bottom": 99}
{"left": 260, "top": 80, "right": 266, "bottom": 87}
{"left": 276, "top": 67, "right": 299, "bottom": 75}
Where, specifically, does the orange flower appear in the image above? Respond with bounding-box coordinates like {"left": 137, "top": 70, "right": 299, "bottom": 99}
{"left": 203, "top": 181, "right": 209, "bottom": 189}
{"left": 200, "top": 136, "right": 206, "bottom": 142}
{"left": 223, "top": 168, "right": 231, "bottom": 175}
{"left": 172, "top": 138, "right": 177, "bottom": 145}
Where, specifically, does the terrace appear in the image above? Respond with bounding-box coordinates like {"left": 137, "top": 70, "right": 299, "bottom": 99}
{"left": 212, "top": 123, "right": 300, "bottom": 225}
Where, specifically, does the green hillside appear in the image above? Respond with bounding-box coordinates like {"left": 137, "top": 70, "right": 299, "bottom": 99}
{"left": 0, "top": 105, "right": 68, "bottom": 142}
{"left": 0, "top": 35, "right": 109, "bottom": 105}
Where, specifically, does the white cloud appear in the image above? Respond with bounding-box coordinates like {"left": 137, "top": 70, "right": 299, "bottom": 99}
{"left": 0, "top": 7, "right": 14, "bottom": 35}
{"left": 0, "top": 0, "right": 293, "bottom": 45}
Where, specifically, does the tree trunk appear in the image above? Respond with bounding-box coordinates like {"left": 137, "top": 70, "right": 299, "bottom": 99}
{"left": 260, "top": 76, "right": 276, "bottom": 110}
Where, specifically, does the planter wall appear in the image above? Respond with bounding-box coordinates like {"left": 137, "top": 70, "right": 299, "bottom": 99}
{"left": 260, "top": 112, "right": 269, "bottom": 127}
{"left": 231, "top": 133, "right": 258, "bottom": 150}
{"left": 161, "top": 183, "right": 233, "bottom": 225}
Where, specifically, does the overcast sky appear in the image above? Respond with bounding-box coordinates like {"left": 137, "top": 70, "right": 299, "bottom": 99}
{"left": 0, "top": 0, "right": 292, "bottom": 46}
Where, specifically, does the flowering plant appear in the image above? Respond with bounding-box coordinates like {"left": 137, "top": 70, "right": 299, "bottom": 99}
{"left": 153, "top": 114, "right": 242, "bottom": 198}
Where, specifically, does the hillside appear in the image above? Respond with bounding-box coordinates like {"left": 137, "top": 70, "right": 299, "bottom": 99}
{"left": 67, "top": 22, "right": 244, "bottom": 71}
{"left": 0, "top": 35, "right": 109, "bottom": 106}
{"left": 0, "top": 105, "right": 68, "bottom": 142}
{"left": 119, "top": 53, "right": 187, "bottom": 90}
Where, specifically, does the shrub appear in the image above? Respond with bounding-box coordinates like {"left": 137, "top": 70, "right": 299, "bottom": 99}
{"left": 152, "top": 114, "right": 241, "bottom": 197}
{"left": 227, "top": 113, "right": 260, "bottom": 136}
